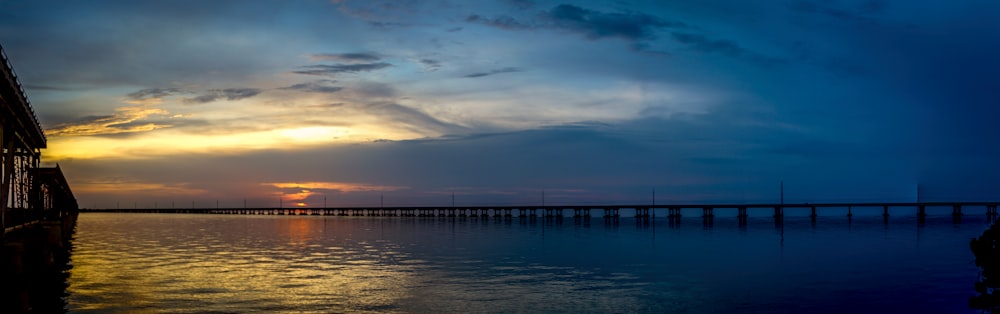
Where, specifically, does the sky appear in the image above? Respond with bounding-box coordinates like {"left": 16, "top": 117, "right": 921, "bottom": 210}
{"left": 0, "top": 0, "right": 998, "bottom": 208}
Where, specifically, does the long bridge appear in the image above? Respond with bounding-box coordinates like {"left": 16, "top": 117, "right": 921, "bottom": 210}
{"left": 0, "top": 44, "right": 78, "bottom": 238}
{"left": 86, "top": 201, "right": 1000, "bottom": 224}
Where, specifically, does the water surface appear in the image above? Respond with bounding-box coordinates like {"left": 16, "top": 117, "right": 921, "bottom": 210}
{"left": 68, "top": 211, "right": 986, "bottom": 313}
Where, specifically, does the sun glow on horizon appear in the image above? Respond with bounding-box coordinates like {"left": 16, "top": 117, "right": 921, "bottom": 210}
{"left": 266, "top": 182, "right": 408, "bottom": 193}
{"left": 41, "top": 124, "right": 416, "bottom": 162}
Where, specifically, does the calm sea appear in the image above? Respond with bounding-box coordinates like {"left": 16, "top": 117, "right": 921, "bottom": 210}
{"left": 67, "top": 209, "right": 989, "bottom": 313}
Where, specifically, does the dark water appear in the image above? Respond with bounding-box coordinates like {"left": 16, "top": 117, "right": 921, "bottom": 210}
{"left": 66, "top": 210, "right": 988, "bottom": 313}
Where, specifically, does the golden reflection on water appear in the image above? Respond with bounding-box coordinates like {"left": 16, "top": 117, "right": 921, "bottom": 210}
{"left": 68, "top": 214, "right": 419, "bottom": 313}
{"left": 64, "top": 213, "right": 991, "bottom": 313}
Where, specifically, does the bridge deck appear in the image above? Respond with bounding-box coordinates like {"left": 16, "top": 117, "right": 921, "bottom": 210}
{"left": 84, "top": 201, "right": 999, "bottom": 214}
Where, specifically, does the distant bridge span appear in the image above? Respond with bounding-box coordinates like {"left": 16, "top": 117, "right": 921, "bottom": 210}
{"left": 85, "top": 201, "right": 1000, "bottom": 224}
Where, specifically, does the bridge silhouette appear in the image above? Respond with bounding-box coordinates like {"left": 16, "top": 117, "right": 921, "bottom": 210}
{"left": 0, "top": 44, "right": 78, "bottom": 238}
{"left": 86, "top": 201, "right": 1000, "bottom": 225}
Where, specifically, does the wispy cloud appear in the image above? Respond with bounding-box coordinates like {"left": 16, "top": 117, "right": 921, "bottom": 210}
{"left": 309, "top": 52, "right": 381, "bottom": 63}
{"left": 544, "top": 4, "right": 684, "bottom": 41}
{"left": 466, "top": 3, "right": 780, "bottom": 63}
{"left": 418, "top": 58, "right": 442, "bottom": 71}
{"left": 787, "top": 0, "right": 886, "bottom": 22}
{"left": 46, "top": 105, "right": 173, "bottom": 137}
{"left": 358, "top": 102, "right": 467, "bottom": 135}
{"left": 125, "top": 87, "right": 182, "bottom": 105}
{"left": 292, "top": 62, "right": 392, "bottom": 76}
{"left": 670, "top": 32, "right": 783, "bottom": 66}
{"left": 127, "top": 87, "right": 181, "bottom": 100}
{"left": 183, "top": 88, "right": 262, "bottom": 104}
{"left": 75, "top": 178, "right": 207, "bottom": 196}
{"left": 467, "top": 4, "right": 685, "bottom": 48}
{"left": 466, "top": 14, "right": 533, "bottom": 30}
{"left": 265, "top": 181, "right": 408, "bottom": 193}
{"left": 280, "top": 80, "right": 344, "bottom": 93}
{"left": 463, "top": 67, "right": 521, "bottom": 78}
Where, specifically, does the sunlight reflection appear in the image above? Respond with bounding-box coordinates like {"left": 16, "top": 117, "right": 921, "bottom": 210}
{"left": 69, "top": 215, "right": 420, "bottom": 313}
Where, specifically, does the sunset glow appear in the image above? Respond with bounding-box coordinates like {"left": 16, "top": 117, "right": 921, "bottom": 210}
{"left": 1, "top": 0, "right": 996, "bottom": 207}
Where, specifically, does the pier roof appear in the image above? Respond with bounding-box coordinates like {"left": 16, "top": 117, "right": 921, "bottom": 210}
{"left": 0, "top": 44, "right": 46, "bottom": 149}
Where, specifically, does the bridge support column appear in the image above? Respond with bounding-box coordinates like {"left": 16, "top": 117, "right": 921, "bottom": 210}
{"left": 702, "top": 207, "right": 714, "bottom": 218}
{"left": 668, "top": 207, "right": 681, "bottom": 218}
{"left": 952, "top": 205, "right": 962, "bottom": 216}
{"left": 883, "top": 205, "right": 889, "bottom": 217}
{"left": 635, "top": 207, "right": 649, "bottom": 218}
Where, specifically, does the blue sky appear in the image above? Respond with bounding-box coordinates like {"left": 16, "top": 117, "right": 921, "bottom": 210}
{"left": 1, "top": 0, "right": 997, "bottom": 208}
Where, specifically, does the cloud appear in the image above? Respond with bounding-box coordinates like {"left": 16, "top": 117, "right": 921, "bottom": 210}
{"left": 467, "top": 4, "right": 685, "bottom": 51}
{"left": 463, "top": 67, "right": 521, "bottom": 78}
{"left": 418, "top": 58, "right": 442, "bottom": 70}
{"left": 359, "top": 102, "right": 466, "bottom": 135}
{"left": 126, "top": 87, "right": 181, "bottom": 100}
{"left": 465, "top": 14, "right": 533, "bottom": 30}
{"left": 305, "top": 103, "right": 346, "bottom": 109}
{"left": 506, "top": 0, "right": 535, "bottom": 10}
{"left": 74, "top": 178, "right": 207, "bottom": 197}
{"left": 183, "top": 88, "right": 262, "bottom": 104}
{"left": 280, "top": 80, "right": 344, "bottom": 93}
{"left": 124, "top": 87, "right": 182, "bottom": 105}
{"left": 46, "top": 105, "right": 173, "bottom": 137}
{"left": 291, "top": 62, "right": 392, "bottom": 76}
{"left": 348, "top": 81, "right": 398, "bottom": 99}
{"left": 265, "top": 181, "right": 408, "bottom": 193}
{"left": 787, "top": 0, "right": 886, "bottom": 21}
{"left": 544, "top": 4, "right": 683, "bottom": 41}
{"left": 309, "top": 52, "right": 381, "bottom": 63}
{"left": 670, "top": 32, "right": 783, "bottom": 66}
{"left": 25, "top": 84, "right": 76, "bottom": 91}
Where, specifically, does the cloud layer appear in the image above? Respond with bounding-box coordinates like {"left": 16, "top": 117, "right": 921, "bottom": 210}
{"left": 1, "top": 0, "right": 997, "bottom": 207}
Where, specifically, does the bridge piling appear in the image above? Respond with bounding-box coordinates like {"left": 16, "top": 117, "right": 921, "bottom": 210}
{"left": 635, "top": 207, "right": 649, "bottom": 218}
{"left": 701, "top": 207, "right": 714, "bottom": 218}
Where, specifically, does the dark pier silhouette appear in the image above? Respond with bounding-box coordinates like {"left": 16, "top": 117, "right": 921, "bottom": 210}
{"left": 0, "top": 44, "right": 78, "bottom": 238}
{"left": 0, "top": 43, "right": 79, "bottom": 313}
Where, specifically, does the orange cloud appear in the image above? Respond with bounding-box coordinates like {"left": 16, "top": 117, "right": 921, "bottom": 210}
{"left": 264, "top": 181, "right": 408, "bottom": 193}
{"left": 74, "top": 180, "right": 207, "bottom": 196}
{"left": 47, "top": 105, "right": 172, "bottom": 136}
